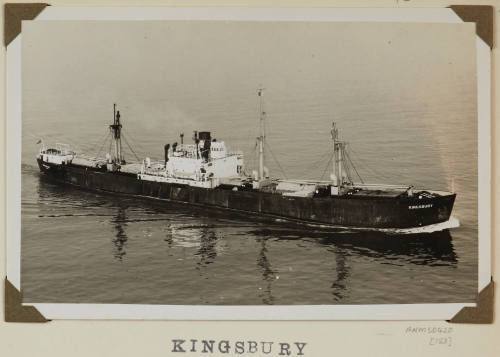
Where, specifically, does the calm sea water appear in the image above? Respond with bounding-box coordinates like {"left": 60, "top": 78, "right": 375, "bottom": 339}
{"left": 20, "top": 90, "right": 478, "bottom": 305}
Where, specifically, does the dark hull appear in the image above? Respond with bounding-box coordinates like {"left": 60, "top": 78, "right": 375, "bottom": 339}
{"left": 37, "top": 159, "right": 456, "bottom": 229}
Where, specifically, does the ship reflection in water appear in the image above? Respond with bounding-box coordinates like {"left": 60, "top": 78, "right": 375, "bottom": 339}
{"left": 112, "top": 206, "right": 128, "bottom": 261}
{"left": 257, "top": 237, "right": 277, "bottom": 305}
{"left": 247, "top": 228, "right": 457, "bottom": 303}
{"left": 24, "top": 171, "right": 461, "bottom": 305}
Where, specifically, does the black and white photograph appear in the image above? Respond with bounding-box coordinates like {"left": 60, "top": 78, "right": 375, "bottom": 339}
{"left": 8, "top": 7, "right": 489, "bottom": 318}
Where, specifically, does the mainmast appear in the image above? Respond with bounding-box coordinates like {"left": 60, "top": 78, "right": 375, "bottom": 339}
{"left": 330, "top": 123, "right": 358, "bottom": 195}
{"left": 331, "top": 122, "right": 344, "bottom": 195}
{"left": 110, "top": 103, "right": 123, "bottom": 164}
{"left": 257, "top": 88, "right": 265, "bottom": 181}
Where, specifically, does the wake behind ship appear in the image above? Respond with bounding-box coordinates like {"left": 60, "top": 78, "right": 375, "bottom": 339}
{"left": 36, "top": 91, "right": 458, "bottom": 232}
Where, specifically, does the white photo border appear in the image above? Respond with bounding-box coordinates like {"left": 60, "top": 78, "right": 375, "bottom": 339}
{"left": 6, "top": 7, "right": 490, "bottom": 320}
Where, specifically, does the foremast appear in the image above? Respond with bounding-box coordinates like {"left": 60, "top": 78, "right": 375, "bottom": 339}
{"left": 257, "top": 88, "right": 265, "bottom": 181}
{"left": 330, "top": 122, "right": 353, "bottom": 195}
{"left": 110, "top": 104, "right": 124, "bottom": 165}
{"left": 252, "top": 88, "right": 271, "bottom": 189}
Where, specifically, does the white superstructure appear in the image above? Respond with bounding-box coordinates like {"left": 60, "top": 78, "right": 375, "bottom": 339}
{"left": 140, "top": 131, "right": 244, "bottom": 188}
{"left": 37, "top": 143, "right": 75, "bottom": 165}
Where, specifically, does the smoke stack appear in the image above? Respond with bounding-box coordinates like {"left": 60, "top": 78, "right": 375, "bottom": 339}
{"left": 195, "top": 138, "right": 200, "bottom": 159}
{"left": 164, "top": 144, "right": 170, "bottom": 166}
{"left": 202, "top": 138, "right": 211, "bottom": 162}
{"left": 199, "top": 131, "right": 211, "bottom": 141}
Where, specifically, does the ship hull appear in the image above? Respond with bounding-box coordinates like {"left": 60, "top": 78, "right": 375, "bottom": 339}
{"left": 37, "top": 159, "right": 456, "bottom": 229}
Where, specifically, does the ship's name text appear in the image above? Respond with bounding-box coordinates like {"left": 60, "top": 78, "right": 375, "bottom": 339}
{"left": 171, "top": 339, "right": 307, "bottom": 356}
{"left": 408, "top": 204, "right": 433, "bottom": 210}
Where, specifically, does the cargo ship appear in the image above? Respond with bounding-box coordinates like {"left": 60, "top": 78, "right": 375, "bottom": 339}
{"left": 36, "top": 90, "right": 458, "bottom": 232}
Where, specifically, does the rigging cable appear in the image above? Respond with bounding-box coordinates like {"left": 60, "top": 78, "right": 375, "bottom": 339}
{"left": 347, "top": 146, "right": 395, "bottom": 181}
{"left": 243, "top": 138, "right": 259, "bottom": 177}
{"left": 344, "top": 146, "right": 364, "bottom": 184}
{"left": 302, "top": 147, "right": 333, "bottom": 174}
{"left": 122, "top": 132, "right": 142, "bottom": 162}
{"left": 95, "top": 131, "right": 111, "bottom": 159}
{"left": 348, "top": 145, "right": 399, "bottom": 180}
{"left": 92, "top": 130, "right": 111, "bottom": 152}
{"left": 341, "top": 146, "right": 353, "bottom": 184}
{"left": 246, "top": 120, "right": 260, "bottom": 153}
{"left": 248, "top": 140, "right": 258, "bottom": 173}
{"left": 265, "top": 141, "right": 288, "bottom": 179}
{"left": 108, "top": 135, "right": 113, "bottom": 158}
{"left": 320, "top": 155, "right": 334, "bottom": 181}
{"left": 121, "top": 129, "right": 147, "bottom": 157}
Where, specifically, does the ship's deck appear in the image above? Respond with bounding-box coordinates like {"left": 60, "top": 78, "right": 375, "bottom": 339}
{"left": 65, "top": 158, "right": 451, "bottom": 200}
{"left": 348, "top": 189, "right": 406, "bottom": 198}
